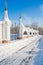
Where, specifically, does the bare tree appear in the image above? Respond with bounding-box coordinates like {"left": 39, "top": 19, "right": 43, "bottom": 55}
{"left": 31, "top": 22, "right": 38, "bottom": 30}
{"left": 38, "top": 27, "right": 43, "bottom": 35}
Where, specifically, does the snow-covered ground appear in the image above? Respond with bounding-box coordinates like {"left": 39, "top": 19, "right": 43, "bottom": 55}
{"left": 0, "top": 35, "right": 41, "bottom": 65}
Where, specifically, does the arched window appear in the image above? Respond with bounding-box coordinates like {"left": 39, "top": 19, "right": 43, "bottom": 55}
{"left": 33, "top": 32, "right": 34, "bottom": 35}
{"left": 30, "top": 32, "right": 32, "bottom": 35}
{"left": 23, "top": 31, "right": 27, "bottom": 35}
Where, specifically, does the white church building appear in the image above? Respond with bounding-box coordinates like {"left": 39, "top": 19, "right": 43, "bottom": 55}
{"left": 0, "top": 7, "right": 11, "bottom": 43}
{"left": 18, "top": 16, "right": 39, "bottom": 39}
{"left": 0, "top": 2, "right": 39, "bottom": 43}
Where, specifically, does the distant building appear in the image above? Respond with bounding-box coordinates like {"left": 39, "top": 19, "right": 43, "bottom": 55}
{"left": 0, "top": 4, "right": 11, "bottom": 43}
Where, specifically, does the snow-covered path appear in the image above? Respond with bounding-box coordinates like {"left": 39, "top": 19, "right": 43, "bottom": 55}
{"left": 0, "top": 35, "right": 41, "bottom": 65}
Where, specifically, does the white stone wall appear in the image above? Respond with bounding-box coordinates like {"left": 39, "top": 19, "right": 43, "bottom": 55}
{"left": 6, "top": 22, "right": 11, "bottom": 40}
{"left": 18, "top": 17, "right": 24, "bottom": 38}
{"left": 18, "top": 17, "right": 39, "bottom": 38}
{"left": 1, "top": 9, "right": 11, "bottom": 42}
{"left": 3, "top": 9, "right": 11, "bottom": 41}
{"left": 0, "top": 22, "right": 2, "bottom": 41}
{"left": 2, "top": 22, "right": 6, "bottom": 40}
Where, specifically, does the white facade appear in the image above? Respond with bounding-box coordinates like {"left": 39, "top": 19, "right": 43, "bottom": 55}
{"left": 0, "top": 22, "right": 2, "bottom": 42}
{"left": 18, "top": 16, "right": 39, "bottom": 39}
{"left": 3, "top": 9, "right": 11, "bottom": 41}
{"left": 18, "top": 16, "right": 24, "bottom": 38}
{"left": 0, "top": 8, "right": 11, "bottom": 43}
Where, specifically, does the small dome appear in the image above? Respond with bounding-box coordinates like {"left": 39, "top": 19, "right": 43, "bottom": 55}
{"left": 19, "top": 16, "right": 22, "bottom": 19}
{"left": 5, "top": 8, "right": 7, "bottom": 11}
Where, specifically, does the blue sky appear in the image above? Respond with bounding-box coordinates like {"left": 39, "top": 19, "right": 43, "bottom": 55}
{"left": 0, "top": 0, "right": 43, "bottom": 26}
